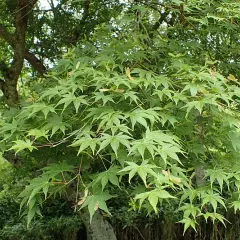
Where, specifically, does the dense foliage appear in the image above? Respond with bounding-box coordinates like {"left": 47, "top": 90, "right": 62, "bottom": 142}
{"left": 1, "top": 0, "right": 240, "bottom": 239}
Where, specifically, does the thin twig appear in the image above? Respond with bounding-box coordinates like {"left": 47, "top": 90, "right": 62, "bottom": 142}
{"left": 74, "top": 158, "right": 83, "bottom": 212}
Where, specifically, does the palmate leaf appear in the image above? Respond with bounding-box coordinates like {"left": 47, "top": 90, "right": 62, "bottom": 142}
{"left": 45, "top": 115, "right": 69, "bottom": 136}
{"left": 104, "top": 124, "right": 131, "bottom": 135}
{"left": 114, "top": 148, "right": 132, "bottom": 167}
{"left": 71, "top": 136, "right": 98, "bottom": 155}
{"left": 19, "top": 162, "right": 76, "bottom": 226}
{"left": 158, "top": 112, "right": 178, "bottom": 127}
{"left": 145, "top": 130, "right": 181, "bottom": 145}
{"left": 41, "top": 162, "right": 74, "bottom": 177}
{"left": 26, "top": 176, "right": 52, "bottom": 202}
{"left": 201, "top": 193, "right": 226, "bottom": 212}
{"left": 0, "top": 118, "right": 19, "bottom": 136}
{"left": 200, "top": 212, "right": 227, "bottom": 226}
{"left": 27, "top": 129, "right": 49, "bottom": 140}
{"left": 182, "top": 101, "right": 204, "bottom": 116}
{"left": 161, "top": 169, "right": 182, "bottom": 185}
{"left": 26, "top": 204, "right": 42, "bottom": 227}
{"left": 228, "top": 131, "right": 240, "bottom": 151}
{"left": 230, "top": 200, "right": 240, "bottom": 214}
{"left": 73, "top": 96, "right": 89, "bottom": 113}
{"left": 85, "top": 107, "right": 116, "bottom": 122}
{"left": 80, "top": 192, "right": 113, "bottom": 222}
{"left": 95, "top": 72, "right": 132, "bottom": 89}
{"left": 97, "top": 133, "right": 131, "bottom": 156}
{"left": 178, "top": 217, "right": 197, "bottom": 235}
{"left": 120, "top": 160, "right": 158, "bottom": 186}
{"left": 129, "top": 130, "right": 182, "bottom": 161}
{"left": 123, "top": 91, "right": 139, "bottom": 103}
{"left": 96, "top": 111, "right": 126, "bottom": 133}
{"left": 182, "top": 82, "right": 206, "bottom": 97}
{"left": 93, "top": 92, "right": 115, "bottom": 105}
{"left": 178, "top": 203, "right": 201, "bottom": 218}
{"left": 172, "top": 92, "right": 188, "bottom": 105}
{"left": 182, "top": 96, "right": 218, "bottom": 117}
{"left": 23, "top": 103, "right": 56, "bottom": 119}
{"left": 205, "top": 169, "right": 229, "bottom": 192}
{"left": 93, "top": 166, "right": 121, "bottom": 190}
{"left": 180, "top": 189, "right": 198, "bottom": 205}
{"left": 129, "top": 138, "right": 157, "bottom": 159}
{"left": 6, "top": 6, "right": 240, "bottom": 232}
{"left": 156, "top": 144, "right": 182, "bottom": 164}
{"left": 40, "top": 86, "right": 62, "bottom": 100}
{"left": 154, "top": 75, "right": 170, "bottom": 89}
{"left": 130, "top": 68, "right": 156, "bottom": 89}
{"left": 154, "top": 173, "right": 173, "bottom": 188}
{"left": 154, "top": 89, "right": 174, "bottom": 101}
{"left": 19, "top": 175, "right": 52, "bottom": 225}
{"left": 135, "top": 188, "right": 176, "bottom": 213}
{"left": 128, "top": 108, "right": 160, "bottom": 129}
{"left": 56, "top": 93, "right": 88, "bottom": 112}
{"left": 9, "top": 139, "right": 37, "bottom": 153}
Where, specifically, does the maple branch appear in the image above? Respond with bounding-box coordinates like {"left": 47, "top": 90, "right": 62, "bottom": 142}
{"left": 24, "top": 50, "right": 46, "bottom": 74}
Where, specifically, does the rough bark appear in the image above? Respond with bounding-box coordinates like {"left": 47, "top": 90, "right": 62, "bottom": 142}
{"left": 161, "top": 217, "right": 175, "bottom": 240}
{"left": 0, "top": 0, "right": 27, "bottom": 105}
{"left": 0, "top": 24, "right": 45, "bottom": 74}
{"left": 81, "top": 209, "right": 117, "bottom": 240}
{"left": 0, "top": 0, "right": 46, "bottom": 106}
{"left": 24, "top": 50, "right": 46, "bottom": 74}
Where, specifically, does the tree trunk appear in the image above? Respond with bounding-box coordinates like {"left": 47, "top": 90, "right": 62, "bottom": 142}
{"left": 161, "top": 216, "right": 175, "bottom": 240}
{"left": 0, "top": 0, "right": 33, "bottom": 106}
{"left": 195, "top": 166, "right": 206, "bottom": 187}
{"left": 0, "top": 79, "right": 19, "bottom": 106}
{"left": 81, "top": 210, "right": 117, "bottom": 240}
{"left": 3, "top": 80, "right": 19, "bottom": 106}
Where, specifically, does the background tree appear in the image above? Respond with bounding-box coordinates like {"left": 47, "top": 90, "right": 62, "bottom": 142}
{"left": 0, "top": 0, "right": 123, "bottom": 105}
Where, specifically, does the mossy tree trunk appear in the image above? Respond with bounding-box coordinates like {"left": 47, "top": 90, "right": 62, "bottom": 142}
{"left": 81, "top": 209, "right": 117, "bottom": 240}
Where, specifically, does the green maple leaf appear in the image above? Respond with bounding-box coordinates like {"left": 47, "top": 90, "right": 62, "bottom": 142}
{"left": 201, "top": 212, "right": 227, "bottom": 226}
{"left": 0, "top": 118, "right": 19, "bottom": 136}
{"left": 135, "top": 189, "right": 176, "bottom": 212}
{"left": 178, "top": 217, "right": 197, "bottom": 234}
{"left": 93, "top": 166, "right": 121, "bottom": 191}
{"left": 40, "top": 86, "right": 62, "bottom": 100}
{"left": 56, "top": 93, "right": 88, "bottom": 112}
{"left": 201, "top": 193, "right": 226, "bottom": 212}
{"left": 123, "top": 91, "right": 139, "bottom": 103}
{"left": 94, "top": 92, "right": 115, "bottom": 105}
{"left": 129, "top": 139, "right": 156, "bottom": 159}
{"left": 178, "top": 203, "right": 201, "bottom": 218}
{"left": 97, "top": 133, "right": 131, "bottom": 156}
{"left": 231, "top": 201, "right": 240, "bottom": 214}
{"left": 80, "top": 192, "right": 113, "bottom": 222}
{"left": 182, "top": 101, "right": 204, "bottom": 117}
{"left": 120, "top": 160, "right": 158, "bottom": 186}
{"left": 10, "top": 139, "right": 37, "bottom": 153}
{"left": 25, "top": 103, "right": 56, "bottom": 119}
{"left": 128, "top": 108, "right": 160, "bottom": 129}
{"left": 206, "top": 169, "right": 229, "bottom": 192}
{"left": 71, "top": 137, "right": 98, "bottom": 155}
{"left": 27, "top": 129, "right": 49, "bottom": 140}
{"left": 41, "top": 162, "right": 74, "bottom": 177}
{"left": 45, "top": 115, "right": 69, "bottom": 136}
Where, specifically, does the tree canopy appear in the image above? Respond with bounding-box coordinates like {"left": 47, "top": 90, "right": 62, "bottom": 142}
{"left": 0, "top": 1, "right": 240, "bottom": 239}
